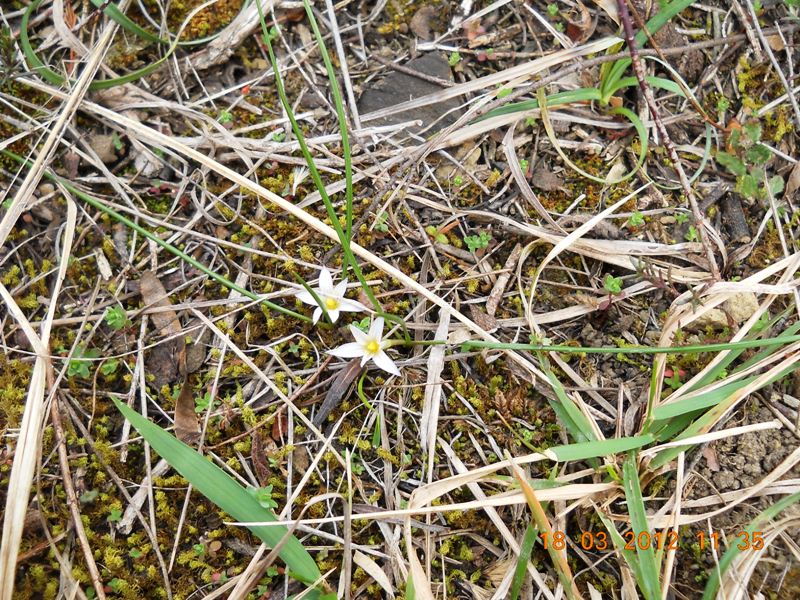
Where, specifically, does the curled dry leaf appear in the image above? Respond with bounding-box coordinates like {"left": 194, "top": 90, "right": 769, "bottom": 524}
{"left": 564, "top": 1, "right": 595, "bottom": 43}
{"left": 591, "top": 0, "right": 619, "bottom": 25}
{"left": 410, "top": 5, "right": 437, "bottom": 40}
{"left": 174, "top": 378, "right": 200, "bottom": 444}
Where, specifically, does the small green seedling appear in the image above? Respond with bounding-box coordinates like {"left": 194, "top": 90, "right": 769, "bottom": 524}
{"left": 79, "top": 489, "right": 99, "bottom": 504}
{"left": 425, "top": 225, "right": 449, "bottom": 244}
{"left": 375, "top": 211, "right": 389, "bottom": 232}
{"left": 448, "top": 51, "right": 461, "bottom": 67}
{"left": 218, "top": 110, "right": 233, "bottom": 124}
{"left": 452, "top": 174, "right": 464, "bottom": 186}
{"left": 547, "top": 3, "right": 559, "bottom": 17}
{"left": 464, "top": 231, "right": 492, "bottom": 253}
{"left": 674, "top": 212, "right": 689, "bottom": 225}
{"left": 250, "top": 485, "right": 279, "bottom": 510}
{"left": 100, "top": 359, "right": 119, "bottom": 376}
{"left": 194, "top": 391, "right": 218, "bottom": 413}
{"left": 107, "top": 508, "right": 123, "bottom": 523}
{"left": 193, "top": 543, "right": 206, "bottom": 556}
{"left": 354, "top": 316, "right": 371, "bottom": 333}
{"left": 716, "top": 120, "right": 784, "bottom": 201}
{"left": 271, "top": 131, "right": 286, "bottom": 142}
{"left": 628, "top": 211, "right": 644, "bottom": 227}
{"left": 104, "top": 305, "right": 128, "bottom": 330}
{"left": 68, "top": 346, "right": 100, "bottom": 379}
{"left": 665, "top": 369, "right": 682, "bottom": 390}
{"left": 519, "top": 158, "right": 529, "bottom": 172}
{"left": 603, "top": 274, "right": 623, "bottom": 295}
{"left": 685, "top": 225, "right": 699, "bottom": 242}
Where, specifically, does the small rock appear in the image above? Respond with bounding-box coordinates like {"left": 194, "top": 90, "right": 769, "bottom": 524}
{"left": 358, "top": 53, "right": 461, "bottom": 135}
{"left": 410, "top": 5, "right": 437, "bottom": 40}
{"left": 688, "top": 293, "right": 759, "bottom": 331}
{"left": 87, "top": 133, "right": 120, "bottom": 164}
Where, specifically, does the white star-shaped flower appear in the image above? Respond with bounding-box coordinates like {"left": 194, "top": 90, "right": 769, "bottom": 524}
{"left": 328, "top": 317, "right": 401, "bottom": 376}
{"left": 295, "top": 266, "right": 367, "bottom": 324}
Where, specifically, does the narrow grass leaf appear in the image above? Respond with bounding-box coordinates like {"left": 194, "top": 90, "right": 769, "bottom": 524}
{"left": 702, "top": 492, "right": 800, "bottom": 600}
{"left": 510, "top": 524, "right": 538, "bottom": 600}
{"left": 549, "top": 434, "right": 655, "bottom": 462}
{"left": 622, "top": 454, "right": 661, "bottom": 600}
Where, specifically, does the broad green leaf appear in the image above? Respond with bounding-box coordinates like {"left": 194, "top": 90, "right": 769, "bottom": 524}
{"left": 111, "top": 398, "right": 323, "bottom": 590}
{"left": 716, "top": 152, "right": 747, "bottom": 177}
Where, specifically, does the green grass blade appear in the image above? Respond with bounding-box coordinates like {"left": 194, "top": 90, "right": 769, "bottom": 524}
{"left": 549, "top": 434, "right": 655, "bottom": 462}
{"left": 593, "top": 509, "right": 646, "bottom": 591}
{"left": 622, "top": 454, "right": 661, "bottom": 600}
{"left": 20, "top": 0, "right": 178, "bottom": 90}
{"left": 111, "top": 397, "right": 324, "bottom": 588}
{"left": 649, "top": 360, "right": 798, "bottom": 469}
{"left": 542, "top": 361, "right": 597, "bottom": 443}
{"left": 255, "top": 7, "right": 380, "bottom": 311}
{"left": 600, "top": 0, "right": 697, "bottom": 100}
{"left": 702, "top": 492, "right": 800, "bottom": 600}
{"left": 510, "top": 524, "right": 538, "bottom": 600}
{"left": 461, "top": 334, "right": 800, "bottom": 355}
{"left": 301, "top": 0, "right": 354, "bottom": 241}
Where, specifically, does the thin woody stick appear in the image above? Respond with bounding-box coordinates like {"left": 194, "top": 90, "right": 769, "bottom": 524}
{"left": 616, "top": 0, "right": 721, "bottom": 280}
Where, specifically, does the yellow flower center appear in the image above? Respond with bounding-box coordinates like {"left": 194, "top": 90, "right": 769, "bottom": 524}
{"left": 325, "top": 297, "right": 339, "bottom": 310}
{"left": 365, "top": 340, "right": 380, "bottom": 355}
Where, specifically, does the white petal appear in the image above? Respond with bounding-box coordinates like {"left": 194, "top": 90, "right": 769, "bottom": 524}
{"left": 349, "top": 324, "right": 368, "bottom": 344}
{"left": 338, "top": 298, "right": 367, "bottom": 313}
{"left": 296, "top": 290, "right": 317, "bottom": 305}
{"left": 334, "top": 279, "right": 349, "bottom": 296}
{"left": 369, "top": 317, "right": 385, "bottom": 340}
{"left": 327, "top": 308, "right": 341, "bottom": 323}
{"left": 318, "top": 266, "right": 334, "bottom": 292}
{"left": 372, "top": 350, "right": 401, "bottom": 376}
{"left": 312, "top": 307, "right": 322, "bottom": 324}
{"left": 360, "top": 354, "right": 371, "bottom": 367}
{"left": 328, "top": 342, "right": 364, "bottom": 358}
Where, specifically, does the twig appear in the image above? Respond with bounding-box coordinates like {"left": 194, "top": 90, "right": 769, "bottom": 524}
{"left": 50, "top": 396, "right": 107, "bottom": 600}
{"left": 616, "top": 0, "right": 721, "bottom": 280}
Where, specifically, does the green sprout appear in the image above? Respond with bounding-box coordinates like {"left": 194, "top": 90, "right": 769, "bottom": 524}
{"left": 463, "top": 231, "right": 492, "bottom": 253}
{"left": 425, "top": 225, "right": 449, "bottom": 244}
{"left": 67, "top": 346, "right": 100, "bottom": 379}
{"left": 716, "top": 120, "right": 785, "bottom": 201}
{"left": 375, "top": 211, "right": 389, "bottom": 232}
{"left": 685, "top": 225, "right": 699, "bottom": 242}
{"left": 448, "top": 51, "right": 461, "bottom": 67}
{"left": 104, "top": 305, "right": 128, "bottom": 330}
{"left": 100, "top": 359, "right": 119, "bottom": 376}
{"left": 603, "top": 274, "right": 623, "bottom": 295}
{"left": 547, "top": 3, "right": 559, "bottom": 17}
{"left": 271, "top": 131, "right": 286, "bottom": 142}
{"left": 194, "top": 391, "right": 218, "bottom": 413}
{"left": 628, "top": 211, "right": 644, "bottom": 227}
{"left": 107, "top": 508, "right": 123, "bottom": 523}
{"left": 218, "top": 110, "right": 233, "bottom": 124}
{"left": 674, "top": 212, "right": 689, "bottom": 225}
{"left": 353, "top": 316, "right": 371, "bottom": 333}
{"left": 452, "top": 174, "right": 464, "bottom": 186}
{"left": 250, "top": 485, "right": 279, "bottom": 510}
{"left": 519, "top": 158, "right": 529, "bottom": 172}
